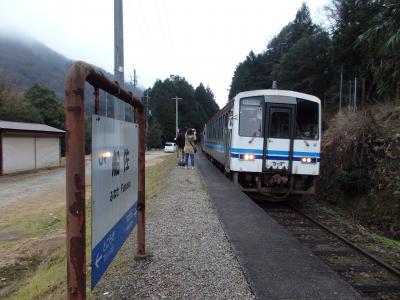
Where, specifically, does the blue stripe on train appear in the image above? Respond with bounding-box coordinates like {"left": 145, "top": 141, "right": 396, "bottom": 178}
{"left": 206, "top": 143, "right": 320, "bottom": 159}
{"left": 206, "top": 143, "right": 225, "bottom": 152}
{"left": 230, "top": 153, "right": 320, "bottom": 162}
{"left": 229, "top": 147, "right": 320, "bottom": 157}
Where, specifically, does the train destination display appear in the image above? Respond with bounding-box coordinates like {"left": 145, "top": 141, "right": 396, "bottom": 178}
{"left": 91, "top": 115, "right": 138, "bottom": 288}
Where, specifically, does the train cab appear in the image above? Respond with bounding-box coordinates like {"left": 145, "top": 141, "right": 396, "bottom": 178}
{"left": 204, "top": 89, "right": 321, "bottom": 198}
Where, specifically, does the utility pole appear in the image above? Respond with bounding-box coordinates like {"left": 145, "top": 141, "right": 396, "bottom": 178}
{"left": 130, "top": 68, "right": 137, "bottom": 90}
{"left": 114, "top": 0, "right": 125, "bottom": 121}
{"left": 349, "top": 80, "right": 352, "bottom": 108}
{"left": 171, "top": 96, "right": 182, "bottom": 134}
{"left": 361, "top": 78, "right": 366, "bottom": 108}
{"left": 339, "top": 65, "right": 343, "bottom": 111}
{"left": 354, "top": 77, "right": 357, "bottom": 111}
{"left": 145, "top": 90, "right": 149, "bottom": 139}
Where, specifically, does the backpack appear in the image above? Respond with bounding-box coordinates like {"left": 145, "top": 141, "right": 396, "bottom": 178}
{"left": 178, "top": 157, "right": 185, "bottom": 166}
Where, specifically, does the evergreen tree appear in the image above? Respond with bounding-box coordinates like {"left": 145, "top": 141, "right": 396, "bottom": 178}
{"left": 228, "top": 3, "right": 330, "bottom": 99}
{"left": 146, "top": 120, "right": 163, "bottom": 149}
{"left": 195, "top": 83, "right": 219, "bottom": 119}
{"left": 25, "top": 84, "right": 64, "bottom": 129}
{"left": 272, "top": 29, "right": 333, "bottom": 98}
{"left": 0, "top": 80, "right": 43, "bottom": 123}
{"left": 357, "top": 1, "right": 400, "bottom": 99}
{"left": 148, "top": 76, "right": 219, "bottom": 141}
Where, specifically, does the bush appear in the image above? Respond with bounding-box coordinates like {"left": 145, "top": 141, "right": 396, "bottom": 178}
{"left": 337, "top": 168, "right": 371, "bottom": 196}
{"left": 320, "top": 108, "right": 378, "bottom": 195}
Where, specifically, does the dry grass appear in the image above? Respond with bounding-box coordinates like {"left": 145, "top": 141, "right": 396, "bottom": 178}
{"left": 0, "top": 155, "right": 176, "bottom": 299}
{"left": 320, "top": 104, "right": 400, "bottom": 237}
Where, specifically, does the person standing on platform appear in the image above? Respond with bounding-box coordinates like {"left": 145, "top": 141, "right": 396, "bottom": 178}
{"left": 175, "top": 130, "right": 185, "bottom": 160}
{"left": 184, "top": 128, "right": 197, "bottom": 169}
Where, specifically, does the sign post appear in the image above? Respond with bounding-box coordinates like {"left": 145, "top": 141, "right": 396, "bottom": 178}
{"left": 64, "top": 62, "right": 146, "bottom": 299}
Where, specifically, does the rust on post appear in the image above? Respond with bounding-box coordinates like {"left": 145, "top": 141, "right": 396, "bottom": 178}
{"left": 135, "top": 106, "right": 146, "bottom": 256}
{"left": 65, "top": 61, "right": 145, "bottom": 299}
{"left": 65, "top": 63, "right": 87, "bottom": 300}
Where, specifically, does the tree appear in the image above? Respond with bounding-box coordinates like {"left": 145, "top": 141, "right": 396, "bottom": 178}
{"left": 357, "top": 1, "right": 400, "bottom": 99}
{"left": 0, "top": 80, "right": 43, "bottom": 123}
{"left": 148, "top": 76, "right": 218, "bottom": 141}
{"left": 229, "top": 51, "right": 272, "bottom": 99}
{"left": 272, "top": 30, "right": 333, "bottom": 98}
{"left": 328, "top": 0, "right": 381, "bottom": 100}
{"left": 25, "top": 84, "right": 65, "bottom": 129}
{"left": 146, "top": 120, "right": 163, "bottom": 149}
{"left": 228, "top": 3, "right": 329, "bottom": 99}
{"left": 195, "top": 83, "right": 219, "bottom": 120}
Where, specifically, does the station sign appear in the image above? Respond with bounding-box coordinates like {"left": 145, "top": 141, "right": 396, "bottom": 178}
{"left": 91, "top": 115, "right": 138, "bottom": 288}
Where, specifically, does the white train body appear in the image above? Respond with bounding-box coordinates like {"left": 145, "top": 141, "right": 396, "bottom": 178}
{"left": 202, "top": 89, "right": 321, "bottom": 196}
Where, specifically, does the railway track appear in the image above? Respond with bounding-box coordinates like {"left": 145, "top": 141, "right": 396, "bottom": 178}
{"left": 257, "top": 201, "right": 400, "bottom": 300}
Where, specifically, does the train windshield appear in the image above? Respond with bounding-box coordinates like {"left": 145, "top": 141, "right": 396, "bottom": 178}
{"left": 239, "top": 97, "right": 263, "bottom": 137}
{"left": 296, "top": 99, "right": 319, "bottom": 139}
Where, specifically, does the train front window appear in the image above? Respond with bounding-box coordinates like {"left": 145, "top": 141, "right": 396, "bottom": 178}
{"left": 296, "top": 99, "right": 319, "bottom": 139}
{"left": 270, "top": 111, "right": 290, "bottom": 139}
{"left": 239, "top": 97, "right": 263, "bottom": 137}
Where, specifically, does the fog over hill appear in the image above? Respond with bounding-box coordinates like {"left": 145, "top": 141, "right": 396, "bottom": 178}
{"left": 0, "top": 33, "right": 143, "bottom": 101}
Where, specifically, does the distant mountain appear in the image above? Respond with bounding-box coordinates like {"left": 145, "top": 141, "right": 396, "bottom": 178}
{"left": 0, "top": 33, "right": 143, "bottom": 102}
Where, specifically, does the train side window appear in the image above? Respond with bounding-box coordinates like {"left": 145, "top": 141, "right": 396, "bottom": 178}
{"left": 239, "top": 97, "right": 263, "bottom": 137}
{"left": 217, "top": 119, "right": 219, "bottom": 139}
{"left": 296, "top": 99, "right": 319, "bottom": 139}
{"left": 220, "top": 118, "right": 222, "bottom": 138}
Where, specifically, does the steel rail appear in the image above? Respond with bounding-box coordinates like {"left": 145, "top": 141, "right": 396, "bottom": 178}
{"left": 289, "top": 205, "right": 400, "bottom": 279}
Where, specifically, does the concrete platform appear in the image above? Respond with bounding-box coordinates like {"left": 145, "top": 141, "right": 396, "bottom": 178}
{"left": 197, "top": 152, "right": 361, "bottom": 300}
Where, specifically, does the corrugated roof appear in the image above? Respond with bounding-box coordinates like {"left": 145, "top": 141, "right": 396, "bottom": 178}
{"left": 0, "top": 120, "right": 65, "bottom": 133}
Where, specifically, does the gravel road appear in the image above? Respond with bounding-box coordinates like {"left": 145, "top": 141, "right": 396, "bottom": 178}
{"left": 0, "top": 151, "right": 169, "bottom": 209}
{"left": 92, "top": 165, "right": 254, "bottom": 299}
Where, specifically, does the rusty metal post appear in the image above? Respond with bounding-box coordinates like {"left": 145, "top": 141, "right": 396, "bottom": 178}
{"left": 135, "top": 105, "right": 146, "bottom": 256}
{"left": 65, "top": 63, "right": 87, "bottom": 300}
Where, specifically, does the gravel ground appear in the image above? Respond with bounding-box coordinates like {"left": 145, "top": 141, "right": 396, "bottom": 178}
{"left": 92, "top": 165, "right": 254, "bottom": 299}
{"left": 0, "top": 151, "right": 164, "bottom": 209}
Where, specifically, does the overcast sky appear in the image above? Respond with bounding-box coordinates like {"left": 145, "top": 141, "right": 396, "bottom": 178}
{"left": 0, "top": 0, "right": 330, "bottom": 107}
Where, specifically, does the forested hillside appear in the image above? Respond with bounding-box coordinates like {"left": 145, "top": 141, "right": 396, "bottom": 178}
{"left": 0, "top": 34, "right": 72, "bottom": 100}
{"left": 0, "top": 34, "right": 142, "bottom": 101}
{"left": 229, "top": 1, "right": 400, "bottom": 105}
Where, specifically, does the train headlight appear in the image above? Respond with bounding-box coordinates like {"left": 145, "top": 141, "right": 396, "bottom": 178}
{"left": 240, "top": 153, "right": 255, "bottom": 161}
{"left": 301, "top": 157, "right": 315, "bottom": 164}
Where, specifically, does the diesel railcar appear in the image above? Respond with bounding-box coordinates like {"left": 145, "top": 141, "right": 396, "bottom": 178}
{"left": 202, "top": 89, "right": 321, "bottom": 198}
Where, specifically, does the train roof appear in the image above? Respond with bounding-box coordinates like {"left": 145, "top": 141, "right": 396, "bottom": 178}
{"left": 235, "top": 89, "right": 321, "bottom": 104}
{"left": 205, "top": 89, "right": 320, "bottom": 126}
{"left": 206, "top": 100, "right": 234, "bottom": 125}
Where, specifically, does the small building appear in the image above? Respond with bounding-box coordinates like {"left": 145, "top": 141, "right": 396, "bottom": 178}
{"left": 0, "top": 120, "right": 65, "bottom": 175}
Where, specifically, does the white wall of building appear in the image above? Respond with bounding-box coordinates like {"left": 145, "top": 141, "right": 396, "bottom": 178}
{"left": 36, "top": 137, "right": 60, "bottom": 168}
{"left": 3, "top": 136, "right": 35, "bottom": 173}
{"left": 2, "top": 136, "right": 60, "bottom": 174}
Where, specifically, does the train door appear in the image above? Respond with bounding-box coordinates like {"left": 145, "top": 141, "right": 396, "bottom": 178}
{"left": 263, "top": 104, "right": 295, "bottom": 172}
{"left": 224, "top": 113, "right": 232, "bottom": 172}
